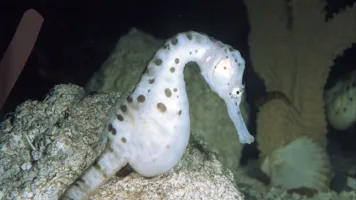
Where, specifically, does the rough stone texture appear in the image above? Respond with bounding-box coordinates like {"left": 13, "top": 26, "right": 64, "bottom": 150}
{"left": 0, "top": 84, "right": 116, "bottom": 199}
{"left": 0, "top": 84, "right": 244, "bottom": 200}
{"left": 85, "top": 28, "right": 162, "bottom": 94}
{"left": 91, "top": 137, "right": 244, "bottom": 200}
{"left": 85, "top": 28, "right": 249, "bottom": 179}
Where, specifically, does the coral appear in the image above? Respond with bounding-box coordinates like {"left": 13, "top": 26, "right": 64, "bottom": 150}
{"left": 261, "top": 137, "right": 330, "bottom": 191}
{"left": 245, "top": 0, "right": 356, "bottom": 191}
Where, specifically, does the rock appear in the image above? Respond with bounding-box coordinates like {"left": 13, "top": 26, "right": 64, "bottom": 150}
{"left": 0, "top": 84, "right": 244, "bottom": 200}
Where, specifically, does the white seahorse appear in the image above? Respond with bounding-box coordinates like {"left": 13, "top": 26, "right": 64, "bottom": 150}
{"left": 60, "top": 31, "right": 254, "bottom": 200}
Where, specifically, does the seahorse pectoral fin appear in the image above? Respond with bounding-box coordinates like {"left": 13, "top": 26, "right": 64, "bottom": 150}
{"left": 225, "top": 100, "right": 254, "bottom": 144}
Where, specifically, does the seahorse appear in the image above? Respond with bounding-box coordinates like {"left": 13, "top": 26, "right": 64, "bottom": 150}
{"left": 60, "top": 31, "right": 254, "bottom": 200}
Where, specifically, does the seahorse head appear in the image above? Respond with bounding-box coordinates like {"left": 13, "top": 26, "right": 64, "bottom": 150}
{"left": 202, "top": 45, "right": 254, "bottom": 144}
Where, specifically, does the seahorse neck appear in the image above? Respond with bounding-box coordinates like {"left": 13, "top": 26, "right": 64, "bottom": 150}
{"left": 131, "top": 32, "right": 223, "bottom": 101}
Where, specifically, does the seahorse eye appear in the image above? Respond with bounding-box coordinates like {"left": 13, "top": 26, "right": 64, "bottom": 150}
{"left": 231, "top": 87, "right": 244, "bottom": 99}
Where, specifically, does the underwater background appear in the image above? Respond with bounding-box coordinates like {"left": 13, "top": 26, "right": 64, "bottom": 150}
{"left": 0, "top": 0, "right": 355, "bottom": 199}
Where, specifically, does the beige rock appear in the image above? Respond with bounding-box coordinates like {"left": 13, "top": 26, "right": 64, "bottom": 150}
{"left": 91, "top": 137, "right": 244, "bottom": 200}
{"left": 0, "top": 84, "right": 244, "bottom": 200}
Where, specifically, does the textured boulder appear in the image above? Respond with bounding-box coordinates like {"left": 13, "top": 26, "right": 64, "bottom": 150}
{"left": 0, "top": 84, "right": 243, "bottom": 200}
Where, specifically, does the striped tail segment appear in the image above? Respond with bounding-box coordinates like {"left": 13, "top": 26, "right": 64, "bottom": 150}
{"left": 60, "top": 144, "right": 128, "bottom": 200}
